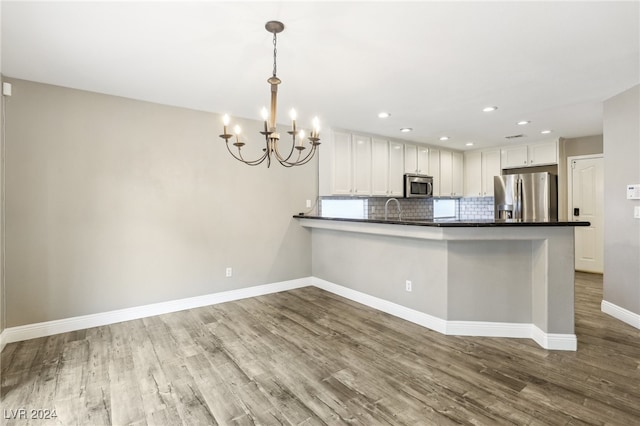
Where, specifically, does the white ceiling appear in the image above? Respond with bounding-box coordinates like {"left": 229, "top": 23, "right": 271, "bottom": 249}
{"left": 2, "top": 1, "right": 639, "bottom": 150}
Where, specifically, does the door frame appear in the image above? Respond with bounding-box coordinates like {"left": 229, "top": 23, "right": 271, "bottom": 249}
{"left": 566, "top": 154, "right": 603, "bottom": 220}
{"left": 567, "top": 153, "right": 604, "bottom": 273}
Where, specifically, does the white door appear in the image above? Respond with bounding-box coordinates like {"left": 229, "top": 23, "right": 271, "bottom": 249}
{"left": 569, "top": 156, "right": 604, "bottom": 273}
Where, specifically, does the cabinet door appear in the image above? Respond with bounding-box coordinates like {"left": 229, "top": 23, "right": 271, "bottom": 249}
{"left": 417, "top": 146, "right": 429, "bottom": 174}
{"left": 451, "top": 152, "right": 463, "bottom": 197}
{"left": 528, "top": 141, "right": 557, "bottom": 166}
{"left": 404, "top": 144, "right": 418, "bottom": 173}
{"left": 481, "top": 149, "right": 501, "bottom": 197}
{"left": 371, "top": 138, "right": 389, "bottom": 196}
{"left": 429, "top": 149, "right": 441, "bottom": 196}
{"left": 332, "top": 132, "right": 353, "bottom": 195}
{"left": 388, "top": 141, "right": 405, "bottom": 196}
{"left": 464, "top": 151, "right": 482, "bottom": 197}
{"left": 352, "top": 134, "right": 372, "bottom": 195}
{"left": 501, "top": 145, "right": 528, "bottom": 169}
{"left": 439, "top": 150, "right": 453, "bottom": 196}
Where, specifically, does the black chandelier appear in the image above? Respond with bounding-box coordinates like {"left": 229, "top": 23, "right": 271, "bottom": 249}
{"left": 219, "top": 20, "right": 321, "bottom": 167}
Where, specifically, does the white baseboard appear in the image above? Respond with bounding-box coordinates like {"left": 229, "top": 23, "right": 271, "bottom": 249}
{"left": 601, "top": 300, "right": 640, "bottom": 329}
{"left": 312, "top": 277, "right": 448, "bottom": 334}
{"left": 0, "top": 278, "right": 310, "bottom": 347}
{"left": 0, "top": 276, "right": 578, "bottom": 352}
{"left": 313, "top": 277, "right": 577, "bottom": 351}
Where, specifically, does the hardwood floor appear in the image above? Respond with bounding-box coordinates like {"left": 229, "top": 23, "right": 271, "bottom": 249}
{"left": 2, "top": 272, "right": 639, "bottom": 425}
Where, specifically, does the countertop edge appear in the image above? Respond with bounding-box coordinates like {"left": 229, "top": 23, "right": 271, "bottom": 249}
{"left": 293, "top": 215, "right": 590, "bottom": 227}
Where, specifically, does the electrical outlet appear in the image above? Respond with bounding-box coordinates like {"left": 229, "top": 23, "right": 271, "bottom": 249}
{"left": 225, "top": 267, "right": 232, "bottom": 277}
{"left": 405, "top": 280, "right": 412, "bottom": 292}
{"left": 306, "top": 199, "right": 312, "bottom": 208}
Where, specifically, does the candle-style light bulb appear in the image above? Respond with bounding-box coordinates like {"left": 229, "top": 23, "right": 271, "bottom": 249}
{"left": 234, "top": 125, "right": 241, "bottom": 144}
{"left": 261, "top": 107, "right": 268, "bottom": 132}
{"left": 290, "top": 108, "right": 297, "bottom": 132}
{"left": 223, "top": 114, "right": 230, "bottom": 134}
{"left": 298, "top": 130, "right": 305, "bottom": 146}
{"left": 312, "top": 116, "right": 320, "bottom": 138}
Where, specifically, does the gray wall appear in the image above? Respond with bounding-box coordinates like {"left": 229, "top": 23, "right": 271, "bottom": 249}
{"left": 603, "top": 84, "right": 640, "bottom": 316}
{"left": 3, "top": 78, "right": 316, "bottom": 327}
{"left": 562, "top": 135, "right": 603, "bottom": 158}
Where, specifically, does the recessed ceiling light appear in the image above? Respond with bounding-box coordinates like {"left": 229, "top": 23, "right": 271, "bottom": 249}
{"left": 400, "top": 127, "right": 412, "bottom": 133}
{"left": 378, "top": 112, "right": 391, "bottom": 118}
{"left": 517, "top": 120, "right": 531, "bottom": 125}
{"left": 465, "top": 142, "right": 474, "bottom": 146}
{"left": 439, "top": 136, "right": 449, "bottom": 141}
{"left": 541, "top": 129, "right": 552, "bottom": 134}
{"left": 483, "top": 106, "right": 498, "bottom": 112}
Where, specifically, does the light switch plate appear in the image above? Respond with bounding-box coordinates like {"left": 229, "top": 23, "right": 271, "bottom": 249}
{"left": 635, "top": 206, "right": 640, "bottom": 219}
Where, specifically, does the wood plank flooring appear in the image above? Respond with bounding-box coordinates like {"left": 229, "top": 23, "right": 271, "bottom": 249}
{"left": 2, "top": 272, "right": 639, "bottom": 425}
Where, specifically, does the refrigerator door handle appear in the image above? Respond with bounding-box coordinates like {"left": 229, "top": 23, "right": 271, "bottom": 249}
{"left": 516, "top": 178, "right": 523, "bottom": 220}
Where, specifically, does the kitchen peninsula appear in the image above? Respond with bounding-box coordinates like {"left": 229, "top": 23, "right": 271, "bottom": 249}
{"left": 295, "top": 215, "right": 589, "bottom": 351}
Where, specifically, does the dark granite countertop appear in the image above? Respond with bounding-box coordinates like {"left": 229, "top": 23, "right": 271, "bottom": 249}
{"left": 294, "top": 215, "right": 590, "bottom": 227}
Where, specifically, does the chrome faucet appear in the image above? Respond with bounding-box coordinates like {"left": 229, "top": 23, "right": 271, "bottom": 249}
{"left": 384, "top": 198, "right": 402, "bottom": 220}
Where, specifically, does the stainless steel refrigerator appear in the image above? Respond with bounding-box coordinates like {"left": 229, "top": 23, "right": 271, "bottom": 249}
{"left": 494, "top": 172, "right": 557, "bottom": 221}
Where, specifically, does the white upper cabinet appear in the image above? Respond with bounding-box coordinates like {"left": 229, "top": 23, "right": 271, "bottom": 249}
{"left": 404, "top": 144, "right": 429, "bottom": 174}
{"left": 501, "top": 139, "right": 558, "bottom": 169}
{"left": 372, "top": 138, "right": 390, "bottom": 196}
{"left": 464, "top": 151, "right": 482, "bottom": 197}
{"left": 429, "top": 148, "right": 441, "bottom": 196}
{"left": 388, "top": 141, "right": 405, "bottom": 196}
{"left": 327, "top": 132, "right": 371, "bottom": 196}
{"left": 501, "top": 145, "right": 529, "bottom": 168}
{"left": 373, "top": 138, "right": 405, "bottom": 196}
{"left": 417, "top": 146, "right": 429, "bottom": 174}
{"left": 404, "top": 144, "right": 418, "bottom": 174}
{"left": 352, "top": 134, "right": 372, "bottom": 195}
{"left": 331, "top": 131, "right": 353, "bottom": 195}
{"left": 452, "top": 151, "right": 464, "bottom": 197}
{"left": 528, "top": 141, "right": 558, "bottom": 166}
{"left": 481, "top": 149, "right": 501, "bottom": 197}
{"left": 439, "top": 150, "right": 463, "bottom": 197}
{"left": 465, "top": 149, "right": 501, "bottom": 197}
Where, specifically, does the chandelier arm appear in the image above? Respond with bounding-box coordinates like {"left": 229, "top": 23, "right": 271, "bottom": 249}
{"left": 224, "top": 140, "right": 270, "bottom": 166}
{"left": 277, "top": 144, "right": 318, "bottom": 167}
{"left": 272, "top": 137, "right": 298, "bottom": 163}
{"left": 275, "top": 149, "right": 303, "bottom": 166}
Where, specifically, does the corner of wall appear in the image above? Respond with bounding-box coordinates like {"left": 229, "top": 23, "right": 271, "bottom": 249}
{"left": 603, "top": 84, "right": 640, "bottom": 320}
{"left": 0, "top": 73, "right": 5, "bottom": 338}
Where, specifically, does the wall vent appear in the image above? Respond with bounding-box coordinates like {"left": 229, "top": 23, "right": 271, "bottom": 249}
{"left": 505, "top": 134, "right": 526, "bottom": 139}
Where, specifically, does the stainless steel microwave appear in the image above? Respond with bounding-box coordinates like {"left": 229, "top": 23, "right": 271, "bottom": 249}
{"left": 404, "top": 174, "right": 433, "bottom": 198}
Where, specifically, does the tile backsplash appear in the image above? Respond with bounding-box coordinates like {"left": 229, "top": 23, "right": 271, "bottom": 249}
{"left": 367, "top": 197, "right": 433, "bottom": 220}
{"left": 458, "top": 197, "right": 495, "bottom": 220}
{"left": 319, "top": 196, "right": 495, "bottom": 220}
